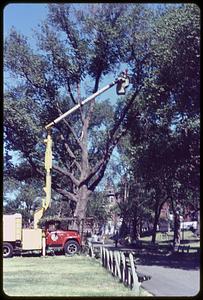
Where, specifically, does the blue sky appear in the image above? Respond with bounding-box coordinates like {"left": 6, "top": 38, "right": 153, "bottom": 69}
{"left": 4, "top": 3, "right": 122, "bottom": 166}
{"left": 4, "top": 3, "right": 48, "bottom": 36}
{"left": 4, "top": 3, "right": 123, "bottom": 101}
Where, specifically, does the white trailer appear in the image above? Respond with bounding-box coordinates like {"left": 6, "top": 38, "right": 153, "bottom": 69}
{"left": 3, "top": 213, "right": 42, "bottom": 258}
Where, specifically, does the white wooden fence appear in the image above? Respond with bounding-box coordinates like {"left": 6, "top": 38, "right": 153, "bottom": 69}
{"left": 91, "top": 246, "right": 142, "bottom": 294}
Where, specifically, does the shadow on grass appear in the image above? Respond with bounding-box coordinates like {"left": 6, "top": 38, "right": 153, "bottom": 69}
{"left": 136, "top": 252, "right": 200, "bottom": 270}
{"left": 105, "top": 241, "right": 200, "bottom": 271}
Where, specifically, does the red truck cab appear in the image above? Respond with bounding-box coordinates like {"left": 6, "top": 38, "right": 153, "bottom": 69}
{"left": 45, "top": 223, "right": 81, "bottom": 255}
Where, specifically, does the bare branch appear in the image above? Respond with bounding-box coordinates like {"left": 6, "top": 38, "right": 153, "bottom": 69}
{"left": 65, "top": 80, "right": 76, "bottom": 104}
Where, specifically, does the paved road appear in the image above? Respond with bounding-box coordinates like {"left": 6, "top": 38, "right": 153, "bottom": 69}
{"left": 102, "top": 243, "right": 200, "bottom": 296}
{"left": 137, "top": 265, "right": 200, "bottom": 296}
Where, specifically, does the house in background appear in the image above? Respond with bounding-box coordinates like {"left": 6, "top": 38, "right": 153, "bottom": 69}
{"left": 158, "top": 202, "right": 170, "bottom": 232}
{"left": 160, "top": 202, "right": 170, "bottom": 219}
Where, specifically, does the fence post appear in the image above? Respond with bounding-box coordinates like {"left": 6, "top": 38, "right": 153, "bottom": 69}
{"left": 100, "top": 246, "right": 103, "bottom": 265}
{"left": 129, "top": 253, "right": 140, "bottom": 295}
{"left": 120, "top": 252, "right": 126, "bottom": 284}
{"left": 104, "top": 248, "right": 108, "bottom": 268}
{"left": 103, "top": 247, "right": 106, "bottom": 267}
{"left": 109, "top": 251, "right": 114, "bottom": 274}
{"left": 114, "top": 251, "right": 122, "bottom": 280}
{"left": 89, "top": 242, "right": 94, "bottom": 257}
{"left": 128, "top": 267, "right": 132, "bottom": 287}
{"left": 107, "top": 249, "right": 111, "bottom": 271}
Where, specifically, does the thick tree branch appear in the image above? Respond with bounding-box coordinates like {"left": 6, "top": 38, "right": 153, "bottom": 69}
{"left": 56, "top": 127, "right": 82, "bottom": 173}
{"left": 58, "top": 131, "right": 75, "bottom": 160}
{"left": 52, "top": 182, "right": 79, "bottom": 203}
{"left": 55, "top": 103, "right": 83, "bottom": 149}
{"left": 93, "top": 71, "right": 102, "bottom": 94}
{"left": 78, "top": 72, "right": 102, "bottom": 145}
{"left": 108, "top": 90, "right": 140, "bottom": 142}
{"left": 52, "top": 165, "right": 80, "bottom": 187}
{"left": 87, "top": 129, "right": 127, "bottom": 191}
{"left": 79, "top": 87, "right": 140, "bottom": 191}
{"left": 82, "top": 91, "right": 140, "bottom": 187}
{"left": 84, "top": 71, "right": 102, "bottom": 123}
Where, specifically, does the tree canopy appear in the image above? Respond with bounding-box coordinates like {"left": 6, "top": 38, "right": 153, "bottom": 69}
{"left": 120, "top": 4, "right": 200, "bottom": 242}
{"left": 4, "top": 4, "right": 200, "bottom": 236}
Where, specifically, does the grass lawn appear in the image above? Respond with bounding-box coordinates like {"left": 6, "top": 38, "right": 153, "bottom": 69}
{"left": 3, "top": 255, "right": 151, "bottom": 297}
{"left": 140, "top": 230, "right": 200, "bottom": 248}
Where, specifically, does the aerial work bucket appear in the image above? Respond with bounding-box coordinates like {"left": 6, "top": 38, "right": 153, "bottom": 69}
{"left": 116, "top": 70, "right": 130, "bottom": 95}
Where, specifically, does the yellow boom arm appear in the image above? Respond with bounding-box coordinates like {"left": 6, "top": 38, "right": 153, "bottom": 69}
{"left": 34, "top": 130, "right": 52, "bottom": 228}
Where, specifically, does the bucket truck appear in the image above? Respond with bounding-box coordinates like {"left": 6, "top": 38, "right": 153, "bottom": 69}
{"left": 3, "top": 71, "right": 129, "bottom": 258}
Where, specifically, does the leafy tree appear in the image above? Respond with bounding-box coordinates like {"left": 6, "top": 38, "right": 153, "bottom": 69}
{"left": 5, "top": 4, "right": 199, "bottom": 240}
{"left": 3, "top": 178, "right": 41, "bottom": 226}
{"left": 4, "top": 3, "right": 153, "bottom": 230}
{"left": 86, "top": 191, "right": 109, "bottom": 230}
{"left": 122, "top": 4, "right": 200, "bottom": 244}
{"left": 117, "top": 175, "right": 154, "bottom": 241}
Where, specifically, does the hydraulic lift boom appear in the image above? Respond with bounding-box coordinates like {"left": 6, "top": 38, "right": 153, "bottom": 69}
{"left": 34, "top": 71, "right": 129, "bottom": 228}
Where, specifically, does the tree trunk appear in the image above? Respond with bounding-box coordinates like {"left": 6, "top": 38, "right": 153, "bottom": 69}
{"left": 151, "top": 198, "right": 166, "bottom": 244}
{"left": 73, "top": 184, "right": 91, "bottom": 236}
{"left": 173, "top": 211, "right": 181, "bottom": 247}
{"left": 132, "top": 217, "right": 139, "bottom": 241}
{"left": 139, "top": 218, "right": 143, "bottom": 236}
{"left": 119, "top": 218, "right": 129, "bottom": 238}
{"left": 170, "top": 198, "right": 181, "bottom": 248}
{"left": 130, "top": 208, "right": 139, "bottom": 241}
{"left": 151, "top": 201, "right": 160, "bottom": 244}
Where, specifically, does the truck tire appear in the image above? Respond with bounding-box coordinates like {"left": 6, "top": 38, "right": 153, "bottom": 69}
{"left": 3, "top": 243, "right": 13, "bottom": 258}
{"left": 64, "top": 240, "right": 80, "bottom": 256}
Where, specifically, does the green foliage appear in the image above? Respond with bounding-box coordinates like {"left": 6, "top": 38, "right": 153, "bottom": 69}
{"left": 38, "top": 216, "right": 73, "bottom": 229}
{"left": 82, "top": 4, "right": 129, "bottom": 79}
{"left": 4, "top": 4, "right": 200, "bottom": 229}
{"left": 117, "top": 4, "right": 200, "bottom": 241}
{"left": 3, "top": 179, "right": 41, "bottom": 225}
{"left": 4, "top": 3, "right": 153, "bottom": 219}
{"left": 151, "top": 4, "right": 200, "bottom": 114}
{"left": 4, "top": 95, "right": 42, "bottom": 156}
{"left": 86, "top": 191, "right": 109, "bottom": 223}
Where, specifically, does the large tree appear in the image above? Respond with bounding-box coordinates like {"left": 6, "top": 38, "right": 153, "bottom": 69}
{"left": 122, "top": 4, "right": 200, "bottom": 243}
{"left": 4, "top": 3, "right": 154, "bottom": 229}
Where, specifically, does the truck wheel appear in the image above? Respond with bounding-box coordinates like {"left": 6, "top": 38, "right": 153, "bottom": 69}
{"left": 64, "top": 240, "right": 80, "bottom": 256}
{"left": 3, "top": 243, "right": 13, "bottom": 258}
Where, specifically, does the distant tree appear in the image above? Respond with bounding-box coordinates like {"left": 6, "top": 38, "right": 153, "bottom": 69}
{"left": 115, "top": 166, "right": 154, "bottom": 241}
{"left": 3, "top": 178, "right": 41, "bottom": 226}
{"left": 86, "top": 191, "right": 110, "bottom": 231}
